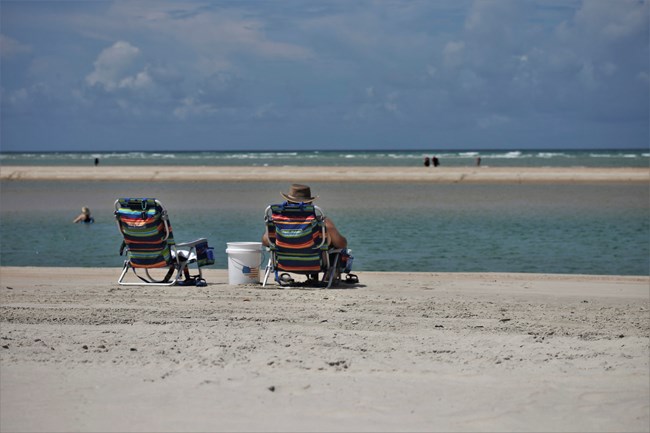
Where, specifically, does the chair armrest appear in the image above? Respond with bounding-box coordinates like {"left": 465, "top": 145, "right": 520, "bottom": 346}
{"left": 175, "top": 238, "right": 208, "bottom": 248}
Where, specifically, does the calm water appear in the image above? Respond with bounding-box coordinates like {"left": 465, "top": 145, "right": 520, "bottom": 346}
{"left": 1, "top": 149, "right": 649, "bottom": 167}
{"left": 1, "top": 180, "right": 648, "bottom": 276}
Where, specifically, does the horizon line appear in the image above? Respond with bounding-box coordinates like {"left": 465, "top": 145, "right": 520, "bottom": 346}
{"left": 1, "top": 147, "right": 649, "bottom": 155}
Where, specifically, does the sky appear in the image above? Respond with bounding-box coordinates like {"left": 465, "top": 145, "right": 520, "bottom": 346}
{"left": 1, "top": 0, "right": 648, "bottom": 152}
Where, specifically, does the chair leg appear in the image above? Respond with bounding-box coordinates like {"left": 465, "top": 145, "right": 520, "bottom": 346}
{"left": 117, "top": 261, "right": 130, "bottom": 284}
{"left": 118, "top": 263, "right": 179, "bottom": 286}
{"left": 183, "top": 258, "right": 203, "bottom": 282}
{"left": 325, "top": 254, "right": 340, "bottom": 288}
{"left": 262, "top": 256, "right": 273, "bottom": 287}
{"left": 262, "top": 267, "right": 271, "bottom": 287}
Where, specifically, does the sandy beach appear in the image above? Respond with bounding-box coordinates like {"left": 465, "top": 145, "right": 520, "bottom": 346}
{"left": 1, "top": 165, "right": 649, "bottom": 183}
{"left": 1, "top": 267, "right": 648, "bottom": 432}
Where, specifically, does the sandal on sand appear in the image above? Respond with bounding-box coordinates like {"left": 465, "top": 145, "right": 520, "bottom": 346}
{"left": 344, "top": 274, "right": 359, "bottom": 284}
{"left": 177, "top": 277, "right": 207, "bottom": 287}
{"left": 278, "top": 273, "right": 295, "bottom": 286}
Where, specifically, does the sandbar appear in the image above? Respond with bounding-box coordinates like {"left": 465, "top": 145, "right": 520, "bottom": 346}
{"left": 1, "top": 165, "right": 648, "bottom": 183}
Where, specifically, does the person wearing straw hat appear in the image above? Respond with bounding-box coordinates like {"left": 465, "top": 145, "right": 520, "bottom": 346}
{"left": 262, "top": 184, "right": 347, "bottom": 249}
{"left": 73, "top": 206, "right": 94, "bottom": 224}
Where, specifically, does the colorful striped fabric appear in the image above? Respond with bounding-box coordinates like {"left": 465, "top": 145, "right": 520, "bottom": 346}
{"left": 115, "top": 198, "right": 175, "bottom": 269}
{"left": 267, "top": 202, "right": 327, "bottom": 272}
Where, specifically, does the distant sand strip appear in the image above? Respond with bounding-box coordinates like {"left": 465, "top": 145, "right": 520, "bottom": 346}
{"left": 1, "top": 165, "right": 648, "bottom": 183}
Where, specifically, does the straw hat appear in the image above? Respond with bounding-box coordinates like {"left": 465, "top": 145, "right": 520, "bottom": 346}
{"left": 281, "top": 184, "right": 318, "bottom": 203}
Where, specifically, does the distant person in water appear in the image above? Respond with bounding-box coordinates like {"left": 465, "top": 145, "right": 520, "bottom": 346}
{"left": 94, "top": 158, "right": 99, "bottom": 166}
{"left": 432, "top": 156, "right": 440, "bottom": 167}
{"left": 423, "top": 156, "right": 431, "bottom": 167}
{"left": 73, "top": 207, "right": 94, "bottom": 224}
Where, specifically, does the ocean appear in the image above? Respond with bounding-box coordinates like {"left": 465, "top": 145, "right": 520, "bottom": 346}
{"left": 0, "top": 150, "right": 648, "bottom": 276}
{"left": 1, "top": 149, "right": 649, "bottom": 168}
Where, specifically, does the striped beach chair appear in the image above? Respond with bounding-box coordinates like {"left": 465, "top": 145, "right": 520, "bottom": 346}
{"left": 262, "top": 202, "right": 347, "bottom": 288}
{"left": 114, "top": 198, "right": 214, "bottom": 286}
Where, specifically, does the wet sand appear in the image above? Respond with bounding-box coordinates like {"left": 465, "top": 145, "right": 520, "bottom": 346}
{"left": 1, "top": 165, "right": 648, "bottom": 183}
{"left": 1, "top": 267, "right": 648, "bottom": 432}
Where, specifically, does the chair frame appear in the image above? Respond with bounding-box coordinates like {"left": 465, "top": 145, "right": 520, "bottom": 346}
{"left": 114, "top": 199, "right": 207, "bottom": 286}
{"left": 262, "top": 203, "right": 343, "bottom": 288}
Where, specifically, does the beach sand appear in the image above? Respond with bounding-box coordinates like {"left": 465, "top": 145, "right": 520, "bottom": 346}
{"left": 1, "top": 267, "right": 648, "bottom": 432}
{"left": 1, "top": 165, "right": 649, "bottom": 183}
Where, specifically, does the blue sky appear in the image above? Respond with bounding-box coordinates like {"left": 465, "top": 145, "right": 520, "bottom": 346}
{"left": 1, "top": 0, "right": 648, "bottom": 151}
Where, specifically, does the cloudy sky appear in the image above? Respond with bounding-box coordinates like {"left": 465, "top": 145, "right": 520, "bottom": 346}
{"left": 1, "top": 0, "right": 648, "bottom": 151}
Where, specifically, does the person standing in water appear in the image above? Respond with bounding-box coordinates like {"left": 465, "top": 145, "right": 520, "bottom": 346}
{"left": 73, "top": 207, "right": 94, "bottom": 224}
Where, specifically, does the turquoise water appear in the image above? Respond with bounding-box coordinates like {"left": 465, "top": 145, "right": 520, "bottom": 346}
{"left": 1, "top": 149, "right": 649, "bottom": 167}
{"left": 1, "top": 181, "right": 648, "bottom": 275}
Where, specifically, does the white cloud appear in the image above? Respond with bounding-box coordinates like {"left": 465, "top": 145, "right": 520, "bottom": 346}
{"left": 443, "top": 41, "right": 465, "bottom": 69}
{"left": 173, "top": 97, "right": 217, "bottom": 120}
{"left": 349, "top": 87, "right": 401, "bottom": 120}
{"left": 254, "top": 102, "right": 283, "bottom": 120}
{"left": 0, "top": 34, "right": 31, "bottom": 58}
{"left": 637, "top": 71, "right": 650, "bottom": 84}
{"left": 553, "top": 0, "right": 648, "bottom": 68}
{"left": 578, "top": 62, "right": 599, "bottom": 90}
{"left": 458, "top": 69, "right": 483, "bottom": 91}
{"left": 108, "top": 2, "right": 312, "bottom": 66}
{"left": 384, "top": 92, "right": 400, "bottom": 114}
{"left": 575, "top": 0, "right": 648, "bottom": 42}
{"left": 86, "top": 41, "right": 144, "bottom": 91}
{"left": 1, "top": 1, "right": 647, "bottom": 150}
{"left": 384, "top": 102, "right": 398, "bottom": 113}
{"left": 4, "top": 83, "right": 51, "bottom": 113}
{"left": 7, "top": 88, "right": 30, "bottom": 110}
{"left": 119, "top": 69, "right": 153, "bottom": 90}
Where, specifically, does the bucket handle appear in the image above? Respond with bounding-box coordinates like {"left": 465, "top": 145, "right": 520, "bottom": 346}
{"left": 228, "top": 251, "right": 266, "bottom": 269}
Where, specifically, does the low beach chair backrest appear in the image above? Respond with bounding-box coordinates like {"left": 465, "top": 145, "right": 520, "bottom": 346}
{"left": 266, "top": 202, "right": 327, "bottom": 273}
{"left": 115, "top": 198, "right": 175, "bottom": 269}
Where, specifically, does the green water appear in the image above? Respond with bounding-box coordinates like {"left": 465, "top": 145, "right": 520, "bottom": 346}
{"left": 1, "top": 181, "right": 648, "bottom": 275}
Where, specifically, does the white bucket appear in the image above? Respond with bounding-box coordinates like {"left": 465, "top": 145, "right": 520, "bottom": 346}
{"left": 225, "top": 242, "right": 263, "bottom": 285}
